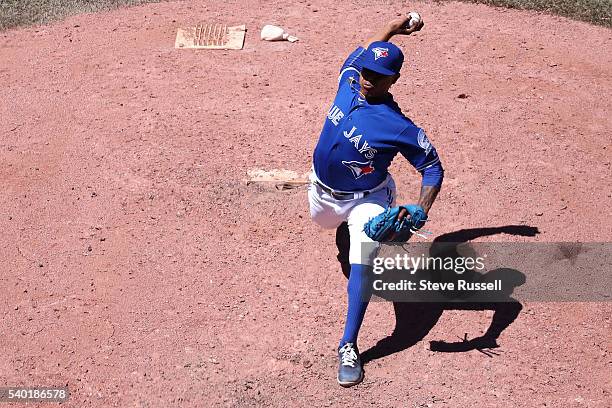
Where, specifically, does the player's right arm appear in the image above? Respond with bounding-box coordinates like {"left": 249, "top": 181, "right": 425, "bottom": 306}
{"left": 361, "top": 16, "right": 424, "bottom": 48}
{"left": 338, "top": 47, "right": 367, "bottom": 85}
{"left": 338, "top": 16, "right": 424, "bottom": 86}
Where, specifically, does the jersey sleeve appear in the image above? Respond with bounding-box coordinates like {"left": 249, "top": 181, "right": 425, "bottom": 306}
{"left": 395, "top": 126, "right": 443, "bottom": 186}
{"left": 337, "top": 47, "right": 366, "bottom": 85}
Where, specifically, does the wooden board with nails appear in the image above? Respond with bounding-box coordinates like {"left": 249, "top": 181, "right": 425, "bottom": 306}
{"left": 175, "top": 24, "right": 246, "bottom": 50}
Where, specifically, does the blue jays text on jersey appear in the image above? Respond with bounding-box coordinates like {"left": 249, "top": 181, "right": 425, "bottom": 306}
{"left": 313, "top": 47, "right": 444, "bottom": 192}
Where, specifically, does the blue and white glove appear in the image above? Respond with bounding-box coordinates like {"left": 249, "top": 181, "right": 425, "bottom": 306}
{"left": 363, "top": 204, "right": 428, "bottom": 242}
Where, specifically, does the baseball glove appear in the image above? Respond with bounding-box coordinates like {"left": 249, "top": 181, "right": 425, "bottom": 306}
{"left": 363, "top": 204, "right": 428, "bottom": 242}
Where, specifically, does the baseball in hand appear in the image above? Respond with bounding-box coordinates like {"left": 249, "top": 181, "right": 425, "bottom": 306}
{"left": 407, "top": 12, "right": 422, "bottom": 28}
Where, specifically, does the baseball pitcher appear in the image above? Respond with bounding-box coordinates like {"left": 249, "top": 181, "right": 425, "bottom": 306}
{"left": 308, "top": 15, "right": 444, "bottom": 387}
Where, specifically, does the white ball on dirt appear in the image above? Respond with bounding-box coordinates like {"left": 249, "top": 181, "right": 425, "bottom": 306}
{"left": 408, "top": 12, "right": 422, "bottom": 28}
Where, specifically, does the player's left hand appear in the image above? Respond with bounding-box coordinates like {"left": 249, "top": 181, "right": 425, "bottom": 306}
{"left": 363, "top": 204, "right": 428, "bottom": 242}
{"left": 398, "top": 204, "right": 427, "bottom": 231}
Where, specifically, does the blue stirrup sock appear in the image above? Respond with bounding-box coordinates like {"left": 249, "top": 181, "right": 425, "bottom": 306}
{"left": 340, "top": 263, "right": 373, "bottom": 347}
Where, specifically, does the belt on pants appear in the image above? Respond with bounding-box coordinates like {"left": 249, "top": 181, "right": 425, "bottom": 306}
{"left": 313, "top": 180, "right": 373, "bottom": 201}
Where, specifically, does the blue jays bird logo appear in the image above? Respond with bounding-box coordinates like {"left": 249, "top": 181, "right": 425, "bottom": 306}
{"left": 417, "top": 129, "right": 433, "bottom": 155}
{"left": 342, "top": 160, "right": 375, "bottom": 179}
{"left": 372, "top": 47, "right": 389, "bottom": 60}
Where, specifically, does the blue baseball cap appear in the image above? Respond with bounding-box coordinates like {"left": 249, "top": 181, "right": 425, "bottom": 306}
{"left": 361, "top": 41, "right": 404, "bottom": 76}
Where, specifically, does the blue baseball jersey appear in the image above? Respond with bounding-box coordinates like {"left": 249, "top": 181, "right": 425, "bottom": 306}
{"left": 313, "top": 47, "right": 442, "bottom": 192}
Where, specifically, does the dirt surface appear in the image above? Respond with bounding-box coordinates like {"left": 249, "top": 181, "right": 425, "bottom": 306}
{"left": 1, "top": 0, "right": 611, "bottom": 406}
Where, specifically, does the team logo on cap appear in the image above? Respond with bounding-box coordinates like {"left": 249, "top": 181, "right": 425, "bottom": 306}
{"left": 342, "top": 160, "right": 375, "bottom": 179}
{"left": 372, "top": 47, "right": 389, "bottom": 60}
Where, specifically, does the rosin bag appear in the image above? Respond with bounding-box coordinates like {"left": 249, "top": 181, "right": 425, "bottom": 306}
{"left": 260, "top": 25, "right": 298, "bottom": 42}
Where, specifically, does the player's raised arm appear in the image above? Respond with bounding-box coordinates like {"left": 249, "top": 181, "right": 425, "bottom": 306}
{"left": 362, "top": 15, "right": 424, "bottom": 49}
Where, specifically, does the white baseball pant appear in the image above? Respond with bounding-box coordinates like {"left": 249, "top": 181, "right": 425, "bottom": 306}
{"left": 308, "top": 172, "right": 396, "bottom": 265}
